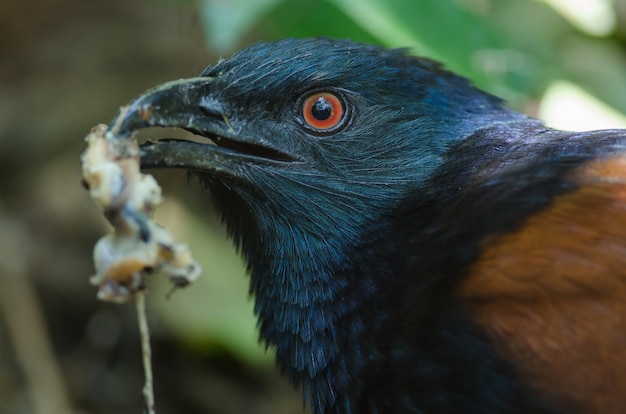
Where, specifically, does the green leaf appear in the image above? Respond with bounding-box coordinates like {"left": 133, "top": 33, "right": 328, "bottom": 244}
{"left": 199, "top": 0, "right": 285, "bottom": 52}
{"left": 328, "top": 0, "right": 502, "bottom": 86}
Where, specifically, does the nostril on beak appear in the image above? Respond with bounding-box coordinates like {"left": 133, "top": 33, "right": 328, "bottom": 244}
{"left": 199, "top": 96, "right": 227, "bottom": 118}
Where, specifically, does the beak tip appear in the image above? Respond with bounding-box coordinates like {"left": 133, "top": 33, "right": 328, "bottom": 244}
{"left": 106, "top": 76, "right": 214, "bottom": 139}
{"left": 108, "top": 102, "right": 153, "bottom": 139}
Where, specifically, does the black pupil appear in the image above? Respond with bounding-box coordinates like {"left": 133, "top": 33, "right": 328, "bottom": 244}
{"left": 311, "top": 97, "right": 333, "bottom": 120}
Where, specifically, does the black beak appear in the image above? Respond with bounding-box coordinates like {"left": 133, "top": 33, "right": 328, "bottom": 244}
{"left": 108, "top": 77, "right": 297, "bottom": 173}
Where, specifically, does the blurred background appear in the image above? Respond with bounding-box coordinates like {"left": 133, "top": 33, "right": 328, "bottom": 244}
{"left": 1, "top": 0, "right": 626, "bottom": 413}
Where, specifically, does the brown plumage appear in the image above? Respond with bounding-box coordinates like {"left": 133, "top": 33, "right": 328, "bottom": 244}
{"left": 461, "top": 155, "right": 626, "bottom": 413}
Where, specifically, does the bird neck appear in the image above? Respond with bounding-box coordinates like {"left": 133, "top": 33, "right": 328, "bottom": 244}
{"left": 204, "top": 120, "right": 583, "bottom": 414}
{"left": 244, "top": 212, "right": 390, "bottom": 414}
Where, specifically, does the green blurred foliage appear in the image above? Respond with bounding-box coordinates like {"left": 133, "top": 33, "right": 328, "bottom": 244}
{"left": 199, "top": 0, "right": 626, "bottom": 112}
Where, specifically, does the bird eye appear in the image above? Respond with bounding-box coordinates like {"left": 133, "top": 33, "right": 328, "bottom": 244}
{"left": 301, "top": 92, "right": 346, "bottom": 132}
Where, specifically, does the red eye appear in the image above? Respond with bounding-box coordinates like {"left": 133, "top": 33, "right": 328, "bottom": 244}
{"left": 302, "top": 92, "right": 345, "bottom": 131}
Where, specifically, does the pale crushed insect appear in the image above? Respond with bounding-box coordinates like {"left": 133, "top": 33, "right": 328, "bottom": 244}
{"left": 81, "top": 118, "right": 202, "bottom": 414}
{"left": 81, "top": 122, "right": 201, "bottom": 303}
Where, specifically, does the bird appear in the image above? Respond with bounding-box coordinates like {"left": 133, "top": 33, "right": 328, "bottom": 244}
{"left": 107, "top": 37, "right": 626, "bottom": 414}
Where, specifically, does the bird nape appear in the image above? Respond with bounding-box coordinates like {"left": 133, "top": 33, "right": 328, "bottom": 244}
{"left": 107, "top": 38, "right": 626, "bottom": 414}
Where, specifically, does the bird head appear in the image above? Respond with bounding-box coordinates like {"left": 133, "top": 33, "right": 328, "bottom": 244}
{"left": 108, "top": 37, "right": 527, "bottom": 412}
{"left": 110, "top": 38, "right": 520, "bottom": 272}
{"left": 110, "top": 38, "right": 524, "bottom": 412}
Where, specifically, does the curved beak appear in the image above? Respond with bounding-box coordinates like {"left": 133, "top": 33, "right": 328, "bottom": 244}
{"left": 109, "top": 77, "right": 217, "bottom": 139}
{"left": 107, "top": 77, "right": 297, "bottom": 173}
